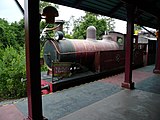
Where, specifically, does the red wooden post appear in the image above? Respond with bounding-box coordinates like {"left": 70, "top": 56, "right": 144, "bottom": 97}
{"left": 121, "top": 4, "right": 135, "bottom": 89}
{"left": 154, "top": 28, "right": 160, "bottom": 74}
{"left": 25, "top": 0, "right": 44, "bottom": 119}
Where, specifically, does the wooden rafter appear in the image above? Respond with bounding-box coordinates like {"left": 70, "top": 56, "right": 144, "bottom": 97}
{"left": 108, "top": 2, "right": 123, "bottom": 17}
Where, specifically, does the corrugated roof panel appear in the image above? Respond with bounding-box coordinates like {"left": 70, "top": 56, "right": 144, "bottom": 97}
{"left": 78, "top": 3, "right": 112, "bottom": 15}
{"left": 43, "top": 0, "right": 159, "bottom": 29}
{"left": 114, "top": 8, "right": 126, "bottom": 16}
{"left": 140, "top": 12, "right": 156, "bottom": 23}
{"left": 81, "top": 0, "right": 114, "bottom": 10}
{"left": 85, "top": 0, "right": 118, "bottom": 7}
{"left": 59, "top": 0, "right": 75, "bottom": 4}
{"left": 96, "top": 0, "right": 120, "bottom": 4}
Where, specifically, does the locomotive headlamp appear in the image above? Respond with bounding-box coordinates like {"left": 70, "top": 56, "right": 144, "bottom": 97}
{"left": 42, "top": 6, "right": 59, "bottom": 23}
{"left": 54, "top": 31, "right": 64, "bottom": 41}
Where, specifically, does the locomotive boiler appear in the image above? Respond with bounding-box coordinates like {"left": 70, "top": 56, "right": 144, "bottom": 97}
{"left": 43, "top": 26, "right": 123, "bottom": 72}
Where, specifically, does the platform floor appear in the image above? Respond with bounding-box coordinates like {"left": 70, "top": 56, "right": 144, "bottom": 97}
{"left": 0, "top": 65, "right": 160, "bottom": 120}
{"left": 58, "top": 89, "right": 160, "bottom": 120}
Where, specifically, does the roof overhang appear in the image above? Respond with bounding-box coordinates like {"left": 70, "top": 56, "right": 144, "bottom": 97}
{"left": 42, "top": 0, "right": 160, "bottom": 29}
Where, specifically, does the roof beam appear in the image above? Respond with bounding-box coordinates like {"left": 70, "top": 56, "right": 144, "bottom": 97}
{"left": 74, "top": 0, "right": 83, "bottom": 7}
{"left": 141, "top": 26, "right": 156, "bottom": 37}
{"left": 108, "top": 2, "right": 123, "bottom": 17}
{"left": 134, "top": 9, "right": 143, "bottom": 19}
{"left": 136, "top": 16, "right": 158, "bottom": 29}
{"left": 147, "top": 17, "right": 156, "bottom": 24}
{"left": 14, "top": 0, "right": 24, "bottom": 15}
{"left": 43, "top": 0, "right": 159, "bottom": 29}
{"left": 134, "top": 9, "right": 143, "bottom": 23}
{"left": 121, "top": 0, "right": 159, "bottom": 17}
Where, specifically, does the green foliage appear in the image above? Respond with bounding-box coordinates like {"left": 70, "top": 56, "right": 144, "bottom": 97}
{"left": 40, "top": 48, "right": 48, "bottom": 71}
{"left": 0, "top": 46, "right": 26, "bottom": 99}
{"left": 72, "top": 12, "right": 115, "bottom": 39}
{"left": 63, "top": 15, "right": 75, "bottom": 34}
{"left": 0, "top": 18, "right": 25, "bottom": 49}
{"left": 41, "top": 64, "right": 48, "bottom": 72}
{"left": 0, "top": 18, "right": 26, "bottom": 99}
{"left": 0, "top": 18, "right": 17, "bottom": 48}
{"left": 134, "top": 24, "right": 142, "bottom": 31}
{"left": 134, "top": 24, "right": 142, "bottom": 35}
{"left": 0, "top": 3, "right": 62, "bottom": 99}
{"left": 106, "top": 17, "right": 115, "bottom": 32}
{"left": 65, "top": 34, "right": 74, "bottom": 39}
{"left": 10, "top": 19, "right": 25, "bottom": 47}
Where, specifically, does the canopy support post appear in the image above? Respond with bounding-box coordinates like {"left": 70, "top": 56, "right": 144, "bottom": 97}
{"left": 25, "top": 0, "right": 45, "bottom": 119}
{"left": 121, "top": 4, "right": 135, "bottom": 89}
{"left": 154, "top": 26, "right": 160, "bottom": 74}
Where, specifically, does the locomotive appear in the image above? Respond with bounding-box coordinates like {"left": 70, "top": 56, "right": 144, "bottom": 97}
{"left": 43, "top": 25, "right": 124, "bottom": 73}
{"left": 41, "top": 21, "right": 152, "bottom": 94}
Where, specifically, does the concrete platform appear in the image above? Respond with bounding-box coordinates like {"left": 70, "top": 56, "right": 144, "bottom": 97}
{"left": 15, "top": 81, "right": 121, "bottom": 119}
{"left": 0, "top": 104, "right": 25, "bottom": 120}
{"left": 58, "top": 89, "right": 160, "bottom": 120}
{"left": 0, "top": 65, "right": 160, "bottom": 120}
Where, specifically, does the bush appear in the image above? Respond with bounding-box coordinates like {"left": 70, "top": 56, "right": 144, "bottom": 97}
{"left": 0, "top": 46, "right": 26, "bottom": 99}
{"left": 65, "top": 34, "right": 74, "bottom": 39}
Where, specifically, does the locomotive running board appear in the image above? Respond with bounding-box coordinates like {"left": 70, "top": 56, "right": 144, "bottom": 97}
{"left": 52, "top": 67, "right": 125, "bottom": 92}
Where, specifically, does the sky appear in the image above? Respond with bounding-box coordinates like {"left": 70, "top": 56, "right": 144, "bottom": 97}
{"left": 0, "top": 0, "right": 127, "bottom": 34}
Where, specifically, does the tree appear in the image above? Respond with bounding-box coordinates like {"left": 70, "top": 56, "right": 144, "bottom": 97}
{"left": 10, "top": 19, "right": 25, "bottom": 47}
{"left": 72, "top": 12, "right": 115, "bottom": 39}
{"left": 134, "top": 24, "right": 142, "bottom": 35}
{"left": 0, "top": 18, "right": 18, "bottom": 48}
{"left": 0, "top": 2, "right": 60, "bottom": 100}
{"left": 106, "top": 17, "right": 115, "bottom": 32}
{"left": 0, "top": 46, "right": 26, "bottom": 99}
{"left": 0, "top": 18, "right": 25, "bottom": 49}
{"left": 63, "top": 15, "right": 75, "bottom": 34}
{"left": 0, "top": 18, "right": 26, "bottom": 99}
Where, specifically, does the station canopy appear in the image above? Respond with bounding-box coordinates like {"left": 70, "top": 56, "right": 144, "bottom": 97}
{"left": 43, "top": 0, "right": 160, "bottom": 29}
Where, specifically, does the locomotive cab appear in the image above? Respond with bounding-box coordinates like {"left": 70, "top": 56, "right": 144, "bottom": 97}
{"left": 109, "top": 31, "right": 125, "bottom": 50}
